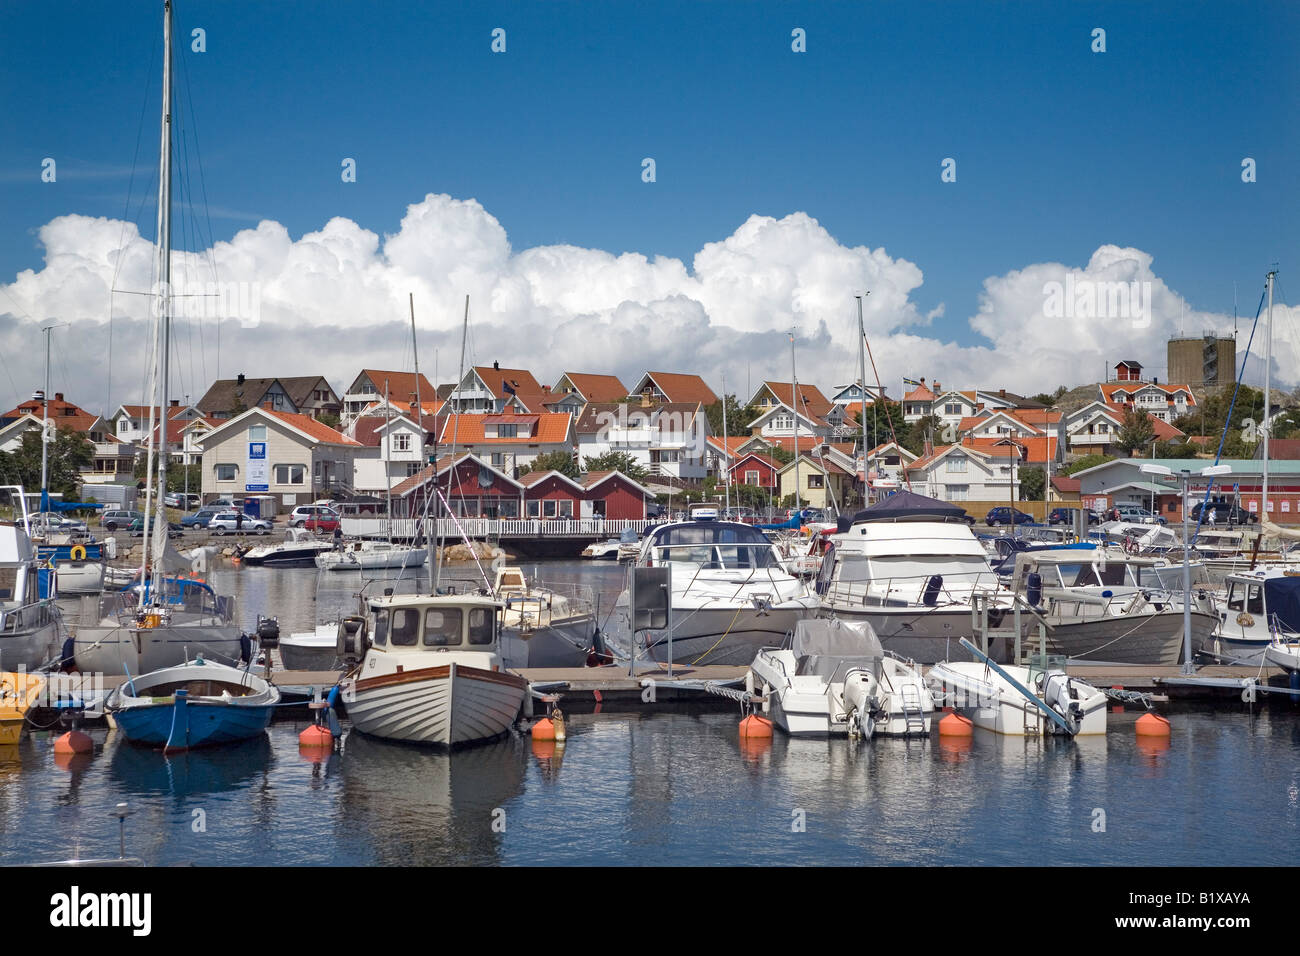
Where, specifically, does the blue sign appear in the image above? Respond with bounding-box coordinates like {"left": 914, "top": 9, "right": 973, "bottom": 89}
{"left": 248, "top": 442, "right": 266, "bottom": 459}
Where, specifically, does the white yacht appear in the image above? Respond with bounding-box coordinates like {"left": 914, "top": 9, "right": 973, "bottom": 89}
{"left": 338, "top": 592, "right": 528, "bottom": 747}
{"left": 495, "top": 565, "right": 595, "bottom": 668}
{"left": 606, "top": 512, "right": 818, "bottom": 666}
{"left": 814, "top": 492, "right": 1019, "bottom": 663}
{"left": 315, "top": 539, "right": 427, "bottom": 571}
{"left": 1008, "top": 549, "right": 1219, "bottom": 665}
{"left": 747, "top": 618, "right": 933, "bottom": 737}
{"left": 240, "top": 527, "right": 335, "bottom": 568}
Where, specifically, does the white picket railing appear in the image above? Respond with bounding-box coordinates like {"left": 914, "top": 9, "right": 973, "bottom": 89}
{"left": 340, "top": 517, "right": 658, "bottom": 539}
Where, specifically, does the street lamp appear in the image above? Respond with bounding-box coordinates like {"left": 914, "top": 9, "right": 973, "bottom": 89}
{"left": 1141, "top": 462, "right": 1232, "bottom": 675}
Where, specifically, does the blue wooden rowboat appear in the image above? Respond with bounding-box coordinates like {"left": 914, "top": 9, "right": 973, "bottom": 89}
{"left": 107, "top": 658, "right": 280, "bottom": 752}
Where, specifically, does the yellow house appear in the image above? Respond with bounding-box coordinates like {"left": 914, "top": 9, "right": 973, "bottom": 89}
{"left": 777, "top": 454, "right": 853, "bottom": 510}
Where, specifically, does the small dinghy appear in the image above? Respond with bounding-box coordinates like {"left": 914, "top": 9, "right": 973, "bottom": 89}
{"left": 0, "top": 671, "right": 44, "bottom": 745}
{"left": 747, "top": 618, "right": 934, "bottom": 738}
{"left": 106, "top": 657, "right": 280, "bottom": 752}
{"left": 928, "top": 638, "right": 1107, "bottom": 736}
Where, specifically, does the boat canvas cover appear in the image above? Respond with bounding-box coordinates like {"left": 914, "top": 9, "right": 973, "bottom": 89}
{"left": 1264, "top": 577, "right": 1300, "bottom": 632}
{"left": 841, "top": 491, "right": 968, "bottom": 529}
{"left": 791, "top": 619, "right": 883, "bottom": 659}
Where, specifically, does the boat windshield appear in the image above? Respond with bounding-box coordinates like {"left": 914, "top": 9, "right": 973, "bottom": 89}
{"left": 647, "top": 522, "right": 777, "bottom": 570}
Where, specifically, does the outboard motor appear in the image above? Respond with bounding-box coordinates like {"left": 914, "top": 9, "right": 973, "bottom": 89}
{"left": 922, "top": 574, "right": 943, "bottom": 607}
{"left": 1026, "top": 571, "right": 1043, "bottom": 608}
{"left": 256, "top": 615, "right": 280, "bottom": 650}
{"left": 336, "top": 615, "right": 369, "bottom": 659}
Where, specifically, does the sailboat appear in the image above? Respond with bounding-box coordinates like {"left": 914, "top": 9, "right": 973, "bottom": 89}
{"left": 72, "top": 0, "right": 244, "bottom": 674}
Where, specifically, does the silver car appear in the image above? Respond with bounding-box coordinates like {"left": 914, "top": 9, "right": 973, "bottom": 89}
{"left": 208, "top": 511, "right": 272, "bottom": 535}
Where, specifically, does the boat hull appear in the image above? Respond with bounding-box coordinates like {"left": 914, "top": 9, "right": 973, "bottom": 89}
{"left": 278, "top": 637, "right": 339, "bottom": 671}
{"left": 818, "top": 605, "right": 1019, "bottom": 664}
{"left": 614, "top": 604, "right": 814, "bottom": 666}
{"left": 317, "top": 549, "right": 427, "bottom": 571}
{"left": 73, "top": 623, "right": 246, "bottom": 674}
{"left": 114, "top": 697, "right": 274, "bottom": 750}
{"left": 54, "top": 562, "right": 105, "bottom": 594}
{"left": 241, "top": 546, "right": 332, "bottom": 568}
{"left": 501, "top": 618, "right": 592, "bottom": 668}
{"left": 1264, "top": 643, "right": 1300, "bottom": 674}
{"left": 1040, "top": 609, "right": 1215, "bottom": 665}
{"left": 928, "top": 661, "right": 1107, "bottom": 736}
{"left": 344, "top": 662, "right": 526, "bottom": 747}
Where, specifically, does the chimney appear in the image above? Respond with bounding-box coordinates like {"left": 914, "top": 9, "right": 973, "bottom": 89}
{"left": 237, "top": 373, "right": 246, "bottom": 386}
{"left": 493, "top": 360, "right": 500, "bottom": 370}
{"left": 999, "top": 388, "right": 1006, "bottom": 398}
{"left": 934, "top": 381, "right": 941, "bottom": 392}
{"left": 170, "top": 399, "right": 179, "bottom": 407}
{"left": 54, "top": 392, "right": 64, "bottom": 402}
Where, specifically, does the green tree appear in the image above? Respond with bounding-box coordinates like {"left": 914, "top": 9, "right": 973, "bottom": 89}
{"left": 704, "top": 395, "right": 758, "bottom": 438}
{"left": 582, "top": 451, "right": 649, "bottom": 481}
{"left": 1018, "top": 465, "right": 1045, "bottom": 501}
{"left": 1060, "top": 453, "right": 1114, "bottom": 476}
{"left": 517, "top": 449, "right": 579, "bottom": 478}
{"left": 0, "top": 426, "right": 93, "bottom": 498}
{"left": 1116, "top": 405, "right": 1156, "bottom": 456}
{"left": 316, "top": 411, "right": 341, "bottom": 430}
{"left": 1154, "top": 440, "right": 1199, "bottom": 459}
{"left": 768, "top": 446, "right": 794, "bottom": 465}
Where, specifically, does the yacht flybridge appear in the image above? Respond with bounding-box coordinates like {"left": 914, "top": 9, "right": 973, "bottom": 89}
{"left": 607, "top": 510, "right": 818, "bottom": 666}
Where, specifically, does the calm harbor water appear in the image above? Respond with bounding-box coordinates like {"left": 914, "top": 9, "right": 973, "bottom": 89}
{"left": 3, "top": 560, "right": 1298, "bottom": 866}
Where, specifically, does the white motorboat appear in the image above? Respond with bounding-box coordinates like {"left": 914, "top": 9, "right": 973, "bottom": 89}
{"left": 240, "top": 527, "right": 336, "bottom": 568}
{"left": 1207, "top": 569, "right": 1300, "bottom": 665}
{"left": 0, "top": 505, "right": 63, "bottom": 669}
{"left": 581, "top": 538, "right": 621, "bottom": 560}
{"left": 494, "top": 565, "right": 595, "bottom": 668}
{"left": 606, "top": 513, "right": 818, "bottom": 666}
{"left": 315, "top": 539, "right": 427, "bottom": 571}
{"left": 928, "top": 641, "right": 1108, "bottom": 736}
{"left": 1009, "top": 549, "right": 1218, "bottom": 665}
{"left": 747, "top": 618, "right": 933, "bottom": 737}
{"left": 814, "top": 492, "right": 1021, "bottom": 663}
{"left": 1264, "top": 639, "right": 1300, "bottom": 674}
{"left": 337, "top": 592, "right": 527, "bottom": 747}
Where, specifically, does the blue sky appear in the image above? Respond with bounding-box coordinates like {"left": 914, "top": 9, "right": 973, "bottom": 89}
{"left": 0, "top": 0, "right": 1295, "bottom": 408}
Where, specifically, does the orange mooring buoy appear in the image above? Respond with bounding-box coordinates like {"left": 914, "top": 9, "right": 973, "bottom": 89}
{"left": 1135, "top": 712, "right": 1171, "bottom": 737}
{"left": 531, "top": 717, "right": 556, "bottom": 740}
{"left": 53, "top": 730, "right": 93, "bottom": 754}
{"left": 938, "top": 713, "right": 974, "bottom": 737}
{"left": 298, "top": 725, "right": 333, "bottom": 748}
{"left": 738, "top": 714, "right": 773, "bottom": 738}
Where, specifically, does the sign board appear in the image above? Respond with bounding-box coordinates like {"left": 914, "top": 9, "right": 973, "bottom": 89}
{"left": 246, "top": 441, "right": 268, "bottom": 492}
{"left": 631, "top": 567, "right": 671, "bottom": 631}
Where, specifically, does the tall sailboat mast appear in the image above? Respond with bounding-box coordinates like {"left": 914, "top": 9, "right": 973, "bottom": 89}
{"left": 1263, "top": 270, "right": 1276, "bottom": 517}
{"left": 790, "top": 330, "right": 800, "bottom": 509}
{"left": 144, "top": 0, "right": 174, "bottom": 600}
{"left": 856, "top": 293, "right": 870, "bottom": 502}
{"left": 721, "top": 370, "right": 730, "bottom": 514}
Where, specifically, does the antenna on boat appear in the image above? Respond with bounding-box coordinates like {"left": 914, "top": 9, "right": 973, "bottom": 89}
{"left": 790, "top": 329, "right": 801, "bottom": 511}
{"left": 856, "top": 293, "right": 869, "bottom": 506}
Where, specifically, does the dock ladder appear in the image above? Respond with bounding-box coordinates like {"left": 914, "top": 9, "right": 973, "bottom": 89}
{"left": 899, "top": 683, "right": 927, "bottom": 734}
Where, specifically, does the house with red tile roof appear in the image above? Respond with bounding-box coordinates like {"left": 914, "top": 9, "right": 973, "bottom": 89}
{"left": 626, "top": 371, "right": 718, "bottom": 407}
{"left": 435, "top": 409, "right": 574, "bottom": 474}
{"left": 903, "top": 443, "right": 1020, "bottom": 502}
{"left": 1098, "top": 381, "right": 1196, "bottom": 422}
{"left": 0, "top": 393, "right": 135, "bottom": 487}
{"left": 1062, "top": 400, "right": 1186, "bottom": 457}
{"left": 197, "top": 407, "right": 361, "bottom": 509}
{"left": 444, "top": 364, "right": 550, "bottom": 415}
{"left": 553, "top": 372, "right": 629, "bottom": 405}
{"left": 340, "top": 369, "right": 437, "bottom": 422}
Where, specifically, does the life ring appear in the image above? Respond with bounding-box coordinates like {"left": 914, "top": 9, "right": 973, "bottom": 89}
{"left": 70, "top": 545, "right": 86, "bottom": 561}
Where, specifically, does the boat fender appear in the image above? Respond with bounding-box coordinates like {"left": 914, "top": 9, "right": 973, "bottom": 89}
{"left": 1025, "top": 572, "right": 1043, "bottom": 608}
{"left": 921, "top": 574, "right": 943, "bottom": 607}
{"left": 239, "top": 633, "right": 252, "bottom": 663}
{"left": 70, "top": 545, "right": 86, "bottom": 561}
{"left": 60, "top": 636, "right": 77, "bottom": 672}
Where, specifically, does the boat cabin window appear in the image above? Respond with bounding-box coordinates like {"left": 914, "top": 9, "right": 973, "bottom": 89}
{"left": 648, "top": 523, "right": 777, "bottom": 569}
{"left": 1226, "top": 582, "right": 1265, "bottom": 615}
{"left": 390, "top": 608, "right": 420, "bottom": 646}
{"left": 0, "top": 567, "right": 16, "bottom": 601}
{"left": 468, "top": 607, "right": 494, "bottom": 645}
{"left": 1063, "top": 563, "right": 1127, "bottom": 588}
{"left": 372, "top": 609, "right": 389, "bottom": 646}
{"left": 423, "top": 608, "right": 462, "bottom": 646}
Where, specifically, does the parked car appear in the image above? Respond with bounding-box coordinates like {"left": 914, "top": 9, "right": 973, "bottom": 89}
{"left": 31, "top": 512, "right": 88, "bottom": 533}
{"left": 985, "top": 507, "right": 1035, "bottom": 527}
{"left": 101, "top": 509, "right": 145, "bottom": 532}
{"left": 180, "top": 508, "right": 224, "bottom": 529}
{"left": 1113, "top": 505, "right": 1167, "bottom": 526}
{"left": 209, "top": 512, "right": 273, "bottom": 535}
{"left": 303, "top": 515, "right": 340, "bottom": 534}
{"left": 1047, "top": 507, "right": 1101, "bottom": 526}
{"left": 163, "top": 492, "right": 201, "bottom": 509}
{"left": 128, "top": 517, "right": 183, "bottom": 538}
{"left": 288, "top": 505, "right": 340, "bottom": 528}
{"left": 1189, "top": 501, "right": 1257, "bottom": 525}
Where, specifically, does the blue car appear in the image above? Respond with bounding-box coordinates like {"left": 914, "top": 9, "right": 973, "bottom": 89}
{"left": 180, "top": 508, "right": 223, "bottom": 529}
{"left": 985, "top": 506, "right": 1035, "bottom": 527}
